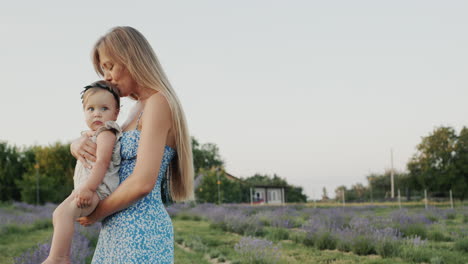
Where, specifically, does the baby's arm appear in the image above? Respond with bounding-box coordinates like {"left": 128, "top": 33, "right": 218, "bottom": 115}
{"left": 75, "top": 130, "right": 116, "bottom": 208}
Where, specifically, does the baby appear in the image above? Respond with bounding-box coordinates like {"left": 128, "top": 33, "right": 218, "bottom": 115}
{"left": 43, "top": 80, "right": 121, "bottom": 264}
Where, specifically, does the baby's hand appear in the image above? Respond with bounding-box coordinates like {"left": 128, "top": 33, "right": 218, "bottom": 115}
{"left": 75, "top": 187, "right": 94, "bottom": 208}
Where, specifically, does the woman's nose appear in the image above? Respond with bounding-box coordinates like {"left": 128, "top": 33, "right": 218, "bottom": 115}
{"left": 104, "top": 71, "right": 112, "bottom": 81}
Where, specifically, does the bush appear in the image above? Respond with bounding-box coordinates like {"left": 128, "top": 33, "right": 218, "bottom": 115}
{"left": 265, "top": 228, "right": 289, "bottom": 241}
{"left": 177, "top": 212, "right": 201, "bottom": 221}
{"left": 315, "top": 231, "right": 337, "bottom": 250}
{"left": 225, "top": 215, "right": 264, "bottom": 236}
{"left": 234, "top": 236, "right": 282, "bottom": 264}
{"left": 210, "top": 221, "right": 228, "bottom": 231}
{"left": 427, "top": 229, "right": 452, "bottom": 242}
{"left": 446, "top": 211, "right": 456, "bottom": 220}
{"left": 185, "top": 236, "right": 208, "bottom": 253}
{"left": 289, "top": 231, "right": 306, "bottom": 244}
{"left": 351, "top": 236, "right": 375, "bottom": 255}
{"left": 209, "top": 250, "right": 220, "bottom": 258}
{"left": 303, "top": 232, "right": 318, "bottom": 247}
{"left": 400, "top": 245, "right": 432, "bottom": 263}
{"left": 430, "top": 256, "right": 445, "bottom": 264}
{"left": 401, "top": 224, "right": 427, "bottom": 239}
{"left": 375, "top": 239, "right": 400, "bottom": 258}
{"left": 175, "top": 236, "right": 184, "bottom": 244}
{"left": 454, "top": 237, "right": 468, "bottom": 253}
{"left": 463, "top": 213, "right": 468, "bottom": 224}
{"left": 336, "top": 239, "right": 352, "bottom": 252}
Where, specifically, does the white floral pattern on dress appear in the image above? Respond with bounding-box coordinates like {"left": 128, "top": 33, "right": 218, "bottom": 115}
{"left": 92, "top": 129, "right": 176, "bottom": 264}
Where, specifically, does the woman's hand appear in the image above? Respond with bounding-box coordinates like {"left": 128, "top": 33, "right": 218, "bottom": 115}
{"left": 77, "top": 214, "right": 98, "bottom": 226}
{"left": 71, "top": 134, "right": 97, "bottom": 169}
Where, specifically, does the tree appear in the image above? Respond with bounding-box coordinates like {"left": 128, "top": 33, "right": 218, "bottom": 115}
{"left": 321, "top": 187, "right": 329, "bottom": 201}
{"left": 407, "top": 126, "right": 457, "bottom": 195}
{"left": 285, "top": 186, "right": 307, "bottom": 203}
{"left": 367, "top": 170, "right": 411, "bottom": 200}
{"left": 334, "top": 185, "right": 346, "bottom": 202}
{"left": 0, "top": 142, "right": 25, "bottom": 201}
{"left": 192, "top": 137, "right": 224, "bottom": 173}
{"left": 16, "top": 143, "right": 76, "bottom": 204}
{"left": 350, "top": 183, "right": 367, "bottom": 201}
{"left": 195, "top": 168, "right": 245, "bottom": 203}
{"left": 453, "top": 127, "right": 468, "bottom": 200}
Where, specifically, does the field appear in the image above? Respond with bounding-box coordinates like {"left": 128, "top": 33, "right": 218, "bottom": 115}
{"left": 1, "top": 202, "right": 468, "bottom": 264}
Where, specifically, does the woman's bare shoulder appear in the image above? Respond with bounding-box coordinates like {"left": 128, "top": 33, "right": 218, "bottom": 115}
{"left": 147, "top": 92, "right": 168, "bottom": 105}
{"left": 142, "top": 92, "right": 172, "bottom": 130}
{"left": 144, "top": 92, "right": 171, "bottom": 114}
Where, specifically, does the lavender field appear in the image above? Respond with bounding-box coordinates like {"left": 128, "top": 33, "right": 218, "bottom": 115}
{"left": 1, "top": 202, "right": 468, "bottom": 263}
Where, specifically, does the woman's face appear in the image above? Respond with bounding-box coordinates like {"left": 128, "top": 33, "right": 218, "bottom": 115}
{"left": 98, "top": 47, "right": 137, "bottom": 97}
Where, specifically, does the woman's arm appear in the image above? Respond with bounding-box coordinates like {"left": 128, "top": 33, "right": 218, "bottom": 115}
{"left": 78, "top": 93, "right": 172, "bottom": 224}
{"left": 70, "top": 135, "right": 97, "bottom": 168}
{"left": 75, "top": 131, "right": 116, "bottom": 208}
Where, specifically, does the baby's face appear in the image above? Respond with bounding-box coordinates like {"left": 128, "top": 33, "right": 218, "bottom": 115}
{"left": 83, "top": 90, "right": 119, "bottom": 131}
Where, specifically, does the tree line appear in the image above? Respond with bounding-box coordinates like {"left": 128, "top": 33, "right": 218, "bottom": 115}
{"left": 0, "top": 137, "right": 307, "bottom": 204}
{"left": 332, "top": 126, "right": 468, "bottom": 202}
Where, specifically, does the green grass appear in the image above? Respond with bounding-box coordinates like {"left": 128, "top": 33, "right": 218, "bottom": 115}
{"left": 174, "top": 244, "right": 211, "bottom": 264}
{"left": 173, "top": 219, "right": 414, "bottom": 263}
{"left": 174, "top": 219, "right": 241, "bottom": 262}
{"left": 0, "top": 224, "right": 53, "bottom": 264}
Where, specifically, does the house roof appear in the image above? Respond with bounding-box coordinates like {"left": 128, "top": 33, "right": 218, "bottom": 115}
{"left": 253, "top": 185, "right": 286, "bottom": 189}
{"left": 225, "top": 172, "right": 243, "bottom": 182}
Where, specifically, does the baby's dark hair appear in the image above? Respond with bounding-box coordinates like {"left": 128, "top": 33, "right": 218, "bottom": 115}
{"left": 81, "top": 80, "right": 120, "bottom": 109}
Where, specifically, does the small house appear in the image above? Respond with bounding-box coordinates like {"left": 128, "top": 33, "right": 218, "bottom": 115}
{"left": 251, "top": 185, "right": 285, "bottom": 205}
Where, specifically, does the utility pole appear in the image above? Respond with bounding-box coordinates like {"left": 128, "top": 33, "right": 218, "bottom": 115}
{"left": 216, "top": 168, "right": 221, "bottom": 204}
{"left": 34, "top": 163, "right": 40, "bottom": 205}
{"left": 391, "top": 149, "right": 395, "bottom": 199}
{"left": 342, "top": 189, "right": 345, "bottom": 208}
{"left": 398, "top": 189, "right": 401, "bottom": 209}
{"left": 450, "top": 189, "right": 453, "bottom": 209}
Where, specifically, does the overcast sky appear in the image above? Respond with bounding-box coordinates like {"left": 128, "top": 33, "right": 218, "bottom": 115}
{"left": 1, "top": 1, "right": 468, "bottom": 199}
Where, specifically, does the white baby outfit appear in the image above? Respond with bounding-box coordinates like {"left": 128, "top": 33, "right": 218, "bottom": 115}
{"left": 73, "top": 121, "right": 121, "bottom": 200}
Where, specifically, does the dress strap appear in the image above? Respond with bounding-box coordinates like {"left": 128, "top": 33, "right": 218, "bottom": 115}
{"left": 135, "top": 111, "right": 143, "bottom": 130}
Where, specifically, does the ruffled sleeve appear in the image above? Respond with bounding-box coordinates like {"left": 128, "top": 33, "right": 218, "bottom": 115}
{"left": 95, "top": 121, "right": 122, "bottom": 139}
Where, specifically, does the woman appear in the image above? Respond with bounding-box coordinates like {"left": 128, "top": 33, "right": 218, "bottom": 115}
{"left": 72, "top": 26, "right": 194, "bottom": 263}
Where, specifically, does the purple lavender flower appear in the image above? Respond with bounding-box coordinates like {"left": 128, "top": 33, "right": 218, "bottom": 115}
{"left": 14, "top": 242, "right": 50, "bottom": 264}
{"left": 0, "top": 203, "right": 56, "bottom": 228}
{"left": 234, "top": 236, "right": 281, "bottom": 263}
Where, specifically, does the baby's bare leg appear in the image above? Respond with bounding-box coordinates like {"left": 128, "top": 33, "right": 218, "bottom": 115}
{"left": 42, "top": 192, "right": 99, "bottom": 264}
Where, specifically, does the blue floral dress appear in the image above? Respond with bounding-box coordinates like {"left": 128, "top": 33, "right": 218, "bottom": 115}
{"left": 91, "top": 129, "right": 176, "bottom": 264}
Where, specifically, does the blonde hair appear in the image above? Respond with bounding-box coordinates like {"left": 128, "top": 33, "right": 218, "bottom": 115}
{"left": 92, "top": 26, "right": 194, "bottom": 201}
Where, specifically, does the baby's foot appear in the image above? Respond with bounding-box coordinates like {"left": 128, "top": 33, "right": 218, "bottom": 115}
{"left": 41, "top": 256, "right": 71, "bottom": 264}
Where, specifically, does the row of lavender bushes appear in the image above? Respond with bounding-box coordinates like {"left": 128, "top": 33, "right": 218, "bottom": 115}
{"left": 14, "top": 224, "right": 99, "bottom": 264}
{"left": 167, "top": 203, "right": 468, "bottom": 264}
{"left": 0, "top": 202, "right": 100, "bottom": 264}
{"left": 3, "top": 202, "right": 468, "bottom": 263}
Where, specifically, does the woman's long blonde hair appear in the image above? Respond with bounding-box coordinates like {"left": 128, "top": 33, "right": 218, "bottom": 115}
{"left": 92, "top": 26, "right": 194, "bottom": 201}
